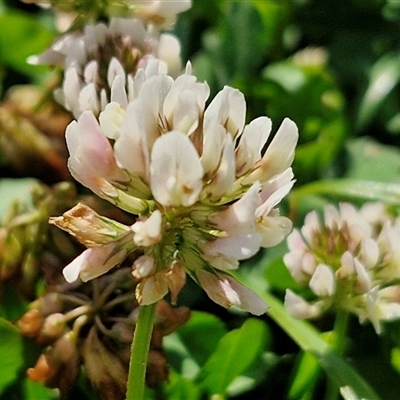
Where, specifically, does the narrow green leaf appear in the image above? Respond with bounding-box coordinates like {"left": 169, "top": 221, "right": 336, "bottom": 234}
{"left": 290, "top": 179, "right": 400, "bottom": 217}
{"left": 263, "top": 293, "right": 382, "bottom": 400}
{"left": 288, "top": 351, "right": 320, "bottom": 399}
{"left": 0, "top": 318, "right": 24, "bottom": 395}
{"left": 198, "top": 318, "right": 268, "bottom": 396}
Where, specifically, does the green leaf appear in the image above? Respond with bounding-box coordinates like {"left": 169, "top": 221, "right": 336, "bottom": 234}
{"left": 163, "top": 371, "right": 201, "bottom": 400}
{"left": 288, "top": 351, "right": 320, "bottom": 399}
{"left": 356, "top": 52, "right": 400, "bottom": 130}
{"left": 0, "top": 11, "right": 53, "bottom": 75}
{"left": 198, "top": 318, "right": 268, "bottom": 396}
{"left": 0, "top": 318, "right": 24, "bottom": 395}
{"left": 290, "top": 179, "right": 400, "bottom": 215}
{"left": 345, "top": 137, "right": 400, "bottom": 183}
{"left": 262, "top": 293, "right": 382, "bottom": 400}
{"left": 23, "top": 379, "right": 56, "bottom": 400}
{"left": 164, "top": 312, "right": 227, "bottom": 378}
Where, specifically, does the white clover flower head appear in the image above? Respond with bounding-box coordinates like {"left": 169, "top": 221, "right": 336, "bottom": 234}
{"left": 60, "top": 67, "right": 299, "bottom": 315}
{"left": 30, "top": 18, "right": 182, "bottom": 118}
{"left": 24, "top": 0, "right": 192, "bottom": 29}
{"left": 284, "top": 201, "right": 400, "bottom": 333}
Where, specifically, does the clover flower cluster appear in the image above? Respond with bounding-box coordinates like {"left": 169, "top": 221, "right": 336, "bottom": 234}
{"left": 30, "top": 0, "right": 299, "bottom": 317}
{"left": 53, "top": 68, "right": 298, "bottom": 314}
{"left": 284, "top": 202, "right": 400, "bottom": 333}
{"left": 30, "top": 17, "right": 182, "bottom": 118}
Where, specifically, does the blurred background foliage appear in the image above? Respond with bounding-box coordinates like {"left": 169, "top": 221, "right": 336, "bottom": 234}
{"left": 1, "top": 0, "right": 400, "bottom": 399}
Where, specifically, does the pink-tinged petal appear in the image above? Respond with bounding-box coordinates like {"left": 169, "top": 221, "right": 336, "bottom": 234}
{"left": 150, "top": 131, "right": 203, "bottom": 207}
{"left": 284, "top": 290, "right": 325, "bottom": 319}
{"left": 196, "top": 269, "right": 268, "bottom": 315}
{"left": 209, "top": 182, "right": 259, "bottom": 236}
{"left": 203, "top": 233, "right": 261, "bottom": 261}
{"left": 309, "top": 264, "right": 336, "bottom": 297}
{"left": 63, "top": 244, "right": 128, "bottom": 283}
{"left": 236, "top": 117, "right": 272, "bottom": 176}
{"left": 131, "top": 210, "right": 163, "bottom": 247}
{"left": 66, "top": 111, "right": 128, "bottom": 194}
{"left": 244, "top": 118, "right": 298, "bottom": 184}
{"left": 204, "top": 86, "right": 246, "bottom": 139}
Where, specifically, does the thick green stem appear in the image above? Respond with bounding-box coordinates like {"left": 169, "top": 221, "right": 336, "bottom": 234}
{"left": 126, "top": 302, "right": 157, "bottom": 400}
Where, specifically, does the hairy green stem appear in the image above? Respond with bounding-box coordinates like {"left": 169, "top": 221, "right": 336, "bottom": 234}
{"left": 126, "top": 302, "right": 157, "bottom": 400}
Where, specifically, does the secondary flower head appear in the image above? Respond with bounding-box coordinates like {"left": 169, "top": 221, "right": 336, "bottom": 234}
{"left": 30, "top": 18, "right": 182, "bottom": 118}
{"left": 24, "top": 0, "right": 191, "bottom": 29}
{"left": 54, "top": 66, "right": 299, "bottom": 315}
{"left": 284, "top": 202, "right": 400, "bottom": 333}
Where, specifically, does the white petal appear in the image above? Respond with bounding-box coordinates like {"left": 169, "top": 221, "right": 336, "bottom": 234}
{"left": 150, "top": 131, "right": 203, "bottom": 207}
{"left": 202, "top": 135, "right": 235, "bottom": 201}
{"left": 204, "top": 86, "right": 246, "bottom": 139}
{"left": 209, "top": 182, "right": 259, "bottom": 235}
{"left": 284, "top": 290, "right": 325, "bottom": 319}
{"left": 309, "top": 264, "right": 336, "bottom": 297}
{"left": 236, "top": 117, "right": 272, "bottom": 176}
{"left": 203, "top": 233, "right": 261, "bottom": 260}
{"left": 256, "top": 214, "right": 293, "bottom": 247}
{"left": 245, "top": 118, "right": 298, "bottom": 184}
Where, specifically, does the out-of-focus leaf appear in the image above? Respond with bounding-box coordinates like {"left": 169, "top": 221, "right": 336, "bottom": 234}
{"left": 23, "top": 379, "right": 56, "bottom": 400}
{"left": 290, "top": 179, "right": 400, "bottom": 218}
{"left": 345, "top": 137, "right": 400, "bottom": 182}
{"left": 227, "top": 351, "right": 279, "bottom": 397}
{"left": 260, "top": 56, "right": 347, "bottom": 183}
{"left": 0, "top": 178, "right": 37, "bottom": 222}
{"left": 0, "top": 11, "right": 53, "bottom": 75}
{"left": 288, "top": 351, "right": 320, "bottom": 399}
{"left": 356, "top": 52, "right": 400, "bottom": 130}
{"left": 192, "top": 1, "right": 290, "bottom": 93}
{"left": 162, "top": 371, "right": 201, "bottom": 400}
{"left": 164, "top": 311, "right": 227, "bottom": 378}
{"left": 197, "top": 318, "right": 268, "bottom": 396}
{"left": 0, "top": 318, "right": 24, "bottom": 395}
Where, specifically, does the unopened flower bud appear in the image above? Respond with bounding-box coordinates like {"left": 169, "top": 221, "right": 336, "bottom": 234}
{"left": 49, "top": 203, "right": 130, "bottom": 247}
{"left": 17, "top": 309, "right": 44, "bottom": 337}
{"left": 38, "top": 313, "right": 66, "bottom": 342}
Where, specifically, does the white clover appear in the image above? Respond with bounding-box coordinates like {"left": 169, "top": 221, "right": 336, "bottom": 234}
{"left": 30, "top": 18, "right": 182, "bottom": 118}
{"left": 284, "top": 201, "right": 400, "bottom": 334}
{"left": 58, "top": 67, "right": 298, "bottom": 315}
